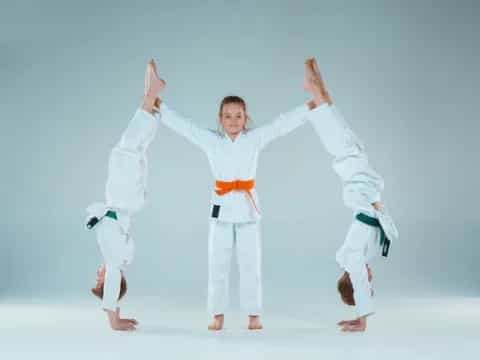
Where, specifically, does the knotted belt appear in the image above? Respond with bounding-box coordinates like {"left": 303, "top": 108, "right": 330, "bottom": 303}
{"left": 215, "top": 179, "right": 260, "bottom": 214}
{"left": 355, "top": 212, "right": 390, "bottom": 257}
{"left": 86, "top": 210, "right": 118, "bottom": 229}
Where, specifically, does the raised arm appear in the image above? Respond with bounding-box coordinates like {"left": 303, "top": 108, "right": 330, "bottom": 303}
{"left": 251, "top": 58, "right": 332, "bottom": 150}
{"left": 158, "top": 103, "right": 217, "bottom": 152}
{"left": 142, "top": 59, "right": 217, "bottom": 152}
{"left": 252, "top": 103, "right": 312, "bottom": 150}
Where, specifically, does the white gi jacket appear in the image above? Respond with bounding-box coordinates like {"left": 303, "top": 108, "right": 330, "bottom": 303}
{"left": 87, "top": 109, "right": 158, "bottom": 311}
{"left": 308, "top": 104, "right": 385, "bottom": 317}
{"left": 158, "top": 103, "right": 311, "bottom": 223}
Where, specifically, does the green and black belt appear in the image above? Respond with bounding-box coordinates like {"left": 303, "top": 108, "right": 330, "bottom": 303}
{"left": 86, "top": 210, "right": 117, "bottom": 229}
{"left": 355, "top": 213, "right": 391, "bottom": 257}
{"left": 105, "top": 210, "right": 118, "bottom": 220}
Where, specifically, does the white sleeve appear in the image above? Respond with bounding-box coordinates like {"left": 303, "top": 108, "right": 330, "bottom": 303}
{"left": 309, "top": 104, "right": 384, "bottom": 212}
{"left": 102, "top": 264, "right": 122, "bottom": 312}
{"left": 336, "top": 220, "right": 375, "bottom": 317}
{"left": 252, "top": 104, "right": 310, "bottom": 150}
{"left": 159, "top": 103, "right": 216, "bottom": 152}
{"left": 95, "top": 218, "right": 126, "bottom": 311}
{"left": 346, "top": 254, "right": 375, "bottom": 318}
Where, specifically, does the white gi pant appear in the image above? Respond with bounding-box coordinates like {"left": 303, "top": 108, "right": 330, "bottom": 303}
{"left": 308, "top": 104, "right": 385, "bottom": 317}
{"left": 207, "top": 220, "right": 262, "bottom": 316}
{"left": 87, "top": 108, "right": 158, "bottom": 311}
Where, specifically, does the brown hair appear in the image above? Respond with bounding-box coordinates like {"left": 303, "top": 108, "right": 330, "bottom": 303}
{"left": 218, "top": 95, "right": 251, "bottom": 130}
{"left": 91, "top": 275, "right": 127, "bottom": 301}
{"left": 337, "top": 272, "right": 355, "bottom": 306}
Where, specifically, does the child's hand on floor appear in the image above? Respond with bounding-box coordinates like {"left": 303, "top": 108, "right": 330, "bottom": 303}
{"left": 337, "top": 316, "right": 367, "bottom": 332}
{"left": 110, "top": 318, "right": 138, "bottom": 331}
{"left": 107, "top": 308, "right": 138, "bottom": 331}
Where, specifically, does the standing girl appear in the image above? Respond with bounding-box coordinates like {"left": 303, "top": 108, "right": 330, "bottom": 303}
{"left": 154, "top": 60, "right": 321, "bottom": 330}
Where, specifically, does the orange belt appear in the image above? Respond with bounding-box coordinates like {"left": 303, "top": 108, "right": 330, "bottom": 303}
{"left": 215, "top": 179, "right": 260, "bottom": 214}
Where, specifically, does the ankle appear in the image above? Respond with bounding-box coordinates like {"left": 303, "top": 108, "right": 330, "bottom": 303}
{"left": 142, "top": 96, "right": 160, "bottom": 114}
{"left": 307, "top": 99, "right": 317, "bottom": 110}
{"left": 313, "top": 95, "right": 327, "bottom": 107}
{"left": 313, "top": 91, "right": 332, "bottom": 107}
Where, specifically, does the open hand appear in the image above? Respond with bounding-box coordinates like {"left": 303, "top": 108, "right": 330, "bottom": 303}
{"left": 107, "top": 308, "right": 139, "bottom": 331}
{"left": 337, "top": 316, "right": 367, "bottom": 332}
{"left": 110, "top": 318, "right": 138, "bottom": 331}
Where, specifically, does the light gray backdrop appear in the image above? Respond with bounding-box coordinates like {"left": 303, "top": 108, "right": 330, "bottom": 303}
{"left": 1, "top": 0, "right": 478, "bottom": 305}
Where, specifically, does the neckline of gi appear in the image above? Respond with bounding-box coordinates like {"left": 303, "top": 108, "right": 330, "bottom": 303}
{"left": 225, "top": 131, "right": 244, "bottom": 144}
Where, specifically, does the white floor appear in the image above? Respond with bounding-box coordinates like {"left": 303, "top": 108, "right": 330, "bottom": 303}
{"left": 1, "top": 296, "right": 478, "bottom": 360}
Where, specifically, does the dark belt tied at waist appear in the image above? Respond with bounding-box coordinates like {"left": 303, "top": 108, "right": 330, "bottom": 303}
{"left": 87, "top": 210, "right": 117, "bottom": 229}
{"left": 105, "top": 210, "right": 118, "bottom": 220}
{"left": 355, "top": 212, "right": 391, "bottom": 257}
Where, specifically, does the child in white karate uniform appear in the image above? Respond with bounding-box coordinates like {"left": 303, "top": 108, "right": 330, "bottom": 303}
{"left": 155, "top": 63, "right": 321, "bottom": 330}
{"left": 86, "top": 61, "right": 165, "bottom": 331}
{"left": 304, "top": 58, "right": 399, "bottom": 332}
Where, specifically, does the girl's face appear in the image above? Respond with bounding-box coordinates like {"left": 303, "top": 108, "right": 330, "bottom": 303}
{"left": 219, "top": 102, "right": 247, "bottom": 136}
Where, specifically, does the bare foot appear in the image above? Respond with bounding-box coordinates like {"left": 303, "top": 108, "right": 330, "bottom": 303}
{"left": 304, "top": 58, "right": 332, "bottom": 106}
{"left": 143, "top": 59, "right": 166, "bottom": 113}
{"left": 303, "top": 58, "right": 317, "bottom": 92}
{"left": 208, "top": 314, "right": 224, "bottom": 331}
{"left": 248, "top": 315, "right": 263, "bottom": 330}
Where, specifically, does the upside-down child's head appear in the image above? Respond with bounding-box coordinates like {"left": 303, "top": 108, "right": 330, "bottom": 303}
{"left": 337, "top": 272, "right": 355, "bottom": 306}
{"left": 218, "top": 95, "right": 250, "bottom": 136}
{"left": 337, "top": 266, "right": 373, "bottom": 306}
{"left": 91, "top": 264, "right": 127, "bottom": 301}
